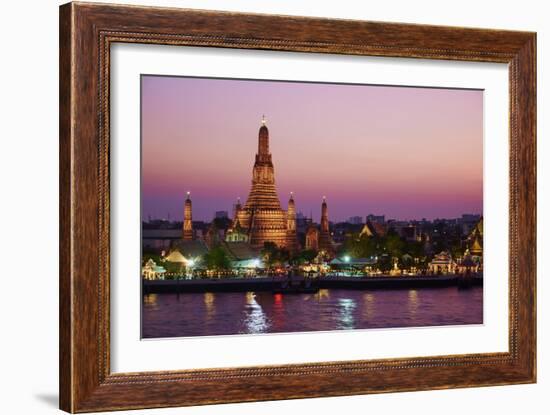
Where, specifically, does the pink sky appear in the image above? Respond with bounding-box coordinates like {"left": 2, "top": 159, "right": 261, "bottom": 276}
{"left": 141, "top": 76, "right": 483, "bottom": 222}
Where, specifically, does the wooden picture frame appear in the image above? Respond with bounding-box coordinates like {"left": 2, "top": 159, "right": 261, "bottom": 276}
{"left": 59, "top": 2, "right": 536, "bottom": 412}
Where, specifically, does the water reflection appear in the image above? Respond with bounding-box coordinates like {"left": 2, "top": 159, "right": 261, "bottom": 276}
{"left": 314, "top": 289, "right": 330, "bottom": 301}
{"left": 363, "top": 293, "right": 375, "bottom": 320}
{"left": 143, "top": 293, "right": 158, "bottom": 307}
{"left": 242, "top": 292, "right": 270, "bottom": 334}
{"left": 338, "top": 298, "right": 356, "bottom": 329}
{"left": 142, "top": 287, "right": 483, "bottom": 338}
{"left": 408, "top": 290, "right": 419, "bottom": 318}
{"left": 271, "top": 293, "right": 285, "bottom": 331}
{"left": 203, "top": 292, "right": 216, "bottom": 319}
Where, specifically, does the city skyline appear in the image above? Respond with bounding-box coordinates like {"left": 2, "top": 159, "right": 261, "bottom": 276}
{"left": 143, "top": 209, "right": 480, "bottom": 224}
{"left": 142, "top": 75, "right": 483, "bottom": 223}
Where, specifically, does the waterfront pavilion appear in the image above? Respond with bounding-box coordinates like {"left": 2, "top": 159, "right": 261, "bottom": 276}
{"left": 329, "top": 257, "right": 377, "bottom": 276}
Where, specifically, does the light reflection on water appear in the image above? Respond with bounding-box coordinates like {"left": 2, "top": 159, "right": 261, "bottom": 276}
{"left": 363, "top": 293, "right": 375, "bottom": 320}
{"left": 203, "top": 292, "right": 216, "bottom": 320}
{"left": 243, "top": 292, "right": 270, "bottom": 334}
{"left": 142, "top": 287, "right": 483, "bottom": 338}
{"left": 408, "top": 289, "right": 419, "bottom": 318}
{"left": 338, "top": 298, "right": 356, "bottom": 330}
{"left": 143, "top": 293, "right": 158, "bottom": 307}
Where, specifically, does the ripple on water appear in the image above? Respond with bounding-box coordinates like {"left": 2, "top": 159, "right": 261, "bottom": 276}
{"left": 142, "top": 287, "right": 483, "bottom": 338}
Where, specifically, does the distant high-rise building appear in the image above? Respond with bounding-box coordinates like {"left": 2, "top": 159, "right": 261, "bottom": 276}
{"left": 461, "top": 214, "right": 481, "bottom": 222}
{"left": 366, "top": 214, "right": 385, "bottom": 224}
{"left": 215, "top": 210, "right": 229, "bottom": 219}
{"left": 459, "top": 213, "right": 482, "bottom": 235}
{"left": 348, "top": 216, "right": 363, "bottom": 225}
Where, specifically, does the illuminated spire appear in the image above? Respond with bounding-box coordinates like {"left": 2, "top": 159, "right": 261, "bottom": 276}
{"left": 319, "top": 195, "right": 333, "bottom": 253}
{"left": 257, "top": 116, "right": 271, "bottom": 160}
{"left": 321, "top": 196, "right": 329, "bottom": 232}
{"left": 286, "top": 192, "right": 297, "bottom": 237}
{"left": 183, "top": 191, "right": 193, "bottom": 240}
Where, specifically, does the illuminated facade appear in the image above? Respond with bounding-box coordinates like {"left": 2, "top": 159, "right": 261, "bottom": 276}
{"left": 231, "top": 117, "right": 298, "bottom": 251}
{"left": 182, "top": 192, "right": 193, "bottom": 240}
{"left": 305, "top": 225, "right": 320, "bottom": 251}
{"left": 318, "top": 196, "right": 334, "bottom": 254}
{"left": 467, "top": 218, "right": 483, "bottom": 257}
{"left": 428, "top": 251, "right": 455, "bottom": 274}
{"left": 303, "top": 198, "right": 335, "bottom": 254}
{"left": 225, "top": 200, "right": 249, "bottom": 243}
{"left": 141, "top": 258, "right": 166, "bottom": 280}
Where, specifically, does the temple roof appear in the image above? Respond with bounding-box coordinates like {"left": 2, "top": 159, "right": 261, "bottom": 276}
{"left": 468, "top": 217, "right": 483, "bottom": 239}
{"left": 221, "top": 241, "right": 261, "bottom": 261}
{"left": 306, "top": 225, "right": 319, "bottom": 235}
{"left": 169, "top": 240, "right": 209, "bottom": 259}
{"left": 470, "top": 237, "right": 483, "bottom": 254}
{"left": 360, "top": 221, "right": 387, "bottom": 238}
{"left": 231, "top": 217, "right": 244, "bottom": 233}
{"left": 430, "top": 251, "right": 453, "bottom": 265}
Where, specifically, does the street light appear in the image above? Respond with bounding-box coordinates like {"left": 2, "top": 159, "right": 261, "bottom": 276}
{"left": 343, "top": 255, "right": 351, "bottom": 263}
{"left": 186, "top": 258, "right": 196, "bottom": 279}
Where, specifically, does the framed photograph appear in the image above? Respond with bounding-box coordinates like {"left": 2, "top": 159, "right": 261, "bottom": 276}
{"left": 59, "top": 2, "right": 536, "bottom": 412}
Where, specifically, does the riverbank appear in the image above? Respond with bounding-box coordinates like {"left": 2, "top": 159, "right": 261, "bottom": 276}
{"left": 143, "top": 274, "right": 483, "bottom": 293}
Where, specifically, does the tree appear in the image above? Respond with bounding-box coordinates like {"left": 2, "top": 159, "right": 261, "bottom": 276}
{"left": 339, "top": 233, "right": 379, "bottom": 259}
{"left": 378, "top": 254, "right": 393, "bottom": 273}
{"left": 203, "top": 246, "right": 230, "bottom": 272}
{"left": 358, "top": 235, "right": 379, "bottom": 258}
{"left": 291, "top": 249, "right": 317, "bottom": 265}
{"left": 384, "top": 233, "right": 405, "bottom": 258}
{"left": 400, "top": 254, "right": 414, "bottom": 271}
{"left": 261, "top": 242, "right": 290, "bottom": 268}
{"left": 261, "top": 242, "right": 278, "bottom": 268}
{"left": 404, "top": 240, "right": 424, "bottom": 258}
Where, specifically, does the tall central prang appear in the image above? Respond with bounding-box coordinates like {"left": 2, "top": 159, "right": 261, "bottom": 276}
{"left": 244, "top": 116, "right": 281, "bottom": 211}
{"left": 232, "top": 116, "right": 297, "bottom": 251}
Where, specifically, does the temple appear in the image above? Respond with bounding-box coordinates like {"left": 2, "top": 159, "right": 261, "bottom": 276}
{"left": 304, "top": 197, "right": 334, "bottom": 255}
{"left": 467, "top": 217, "right": 483, "bottom": 257}
{"left": 180, "top": 117, "right": 335, "bottom": 255}
{"left": 182, "top": 191, "right": 193, "bottom": 240}
{"left": 231, "top": 117, "right": 298, "bottom": 251}
{"left": 318, "top": 196, "right": 334, "bottom": 254}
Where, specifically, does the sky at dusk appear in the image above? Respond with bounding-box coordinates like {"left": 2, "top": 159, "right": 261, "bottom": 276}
{"left": 141, "top": 75, "right": 483, "bottom": 223}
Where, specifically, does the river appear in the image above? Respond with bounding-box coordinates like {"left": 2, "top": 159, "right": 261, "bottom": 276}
{"left": 142, "top": 286, "right": 483, "bottom": 338}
